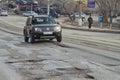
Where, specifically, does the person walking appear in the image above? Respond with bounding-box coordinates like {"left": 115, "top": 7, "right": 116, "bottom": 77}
{"left": 87, "top": 14, "right": 93, "bottom": 29}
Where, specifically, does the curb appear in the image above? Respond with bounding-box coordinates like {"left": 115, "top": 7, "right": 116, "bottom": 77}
{"left": 56, "top": 20, "right": 120, "bottom": 34}
{"left": 61, "top": 24, "right": 120, "bottom": 34}
{"left": 62, "top": 26, "right": 120, "bottom": 34}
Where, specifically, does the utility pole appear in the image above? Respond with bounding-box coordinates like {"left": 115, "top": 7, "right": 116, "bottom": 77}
{"left": 75, "top": 0, "right": 82, "bottom": 27}
{"left": 78, "top": 0, "right": 82, "bottom": 27}
{"left": 47, "top": 0, "right": 50, "bottom": 15}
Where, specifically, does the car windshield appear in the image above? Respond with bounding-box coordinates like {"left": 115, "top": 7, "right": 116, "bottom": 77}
{"left": 32, "top": 17, "right": 56, "bottom": 25}
{"left": 27, "top": 11, "right": 34, "bottom": 13}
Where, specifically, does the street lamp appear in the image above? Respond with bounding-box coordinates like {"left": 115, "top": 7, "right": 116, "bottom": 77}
{"left": 47, "top": 0, "right": 50, "bottom": 15}
{"left": 75, "top": 0, "right": 82, "bottom": 27}
{"left": 78, "top": 0, "right": 82, "bottom": 27}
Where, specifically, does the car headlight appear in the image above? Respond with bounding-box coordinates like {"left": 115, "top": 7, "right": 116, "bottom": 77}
{"left": 34, "top": 28, "right": 42, "bottom": 32}
{"left": 54, "top": 26, "right": 61, "bottom": 32}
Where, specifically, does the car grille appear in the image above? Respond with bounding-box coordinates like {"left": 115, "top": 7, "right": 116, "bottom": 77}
{"left": 40, "top": 27, "right": 55, "bottom": 32}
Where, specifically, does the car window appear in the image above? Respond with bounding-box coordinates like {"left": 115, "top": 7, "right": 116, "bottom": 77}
{"left": 1, "top": 10, "right": 7, "bottom": 12}
{"left": 32, "top": 17, "right": 56, "bottom": 25}
{"left": 27, "top": 11, "right": 35, "bottom": 14}
{"left": 27, "top": 11, "right": 31, "bottom": 13}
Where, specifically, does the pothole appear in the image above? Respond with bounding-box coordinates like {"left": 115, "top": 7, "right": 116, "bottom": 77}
{"left": 31, "top": 77, "right": 44, "bottom": 80}
{"left": 6, "top": 59, "right": 94, "bottom": 80}
{"left": 57, "top": 67, "right": 89, "bottom": 74}
{"left": 85, "top": 74, "right": 95, "bottom": 79}
{"left": 53, "top": 42, "right": 72, "bottom": 48}
{"left": 104, "top": 64, "right": 120, "bottom": 66}
{"left": 56, "top": 67, "right": 94, "bottom": 79}
{"left": 5, "top": 59, "right": 47, "bottom": 64}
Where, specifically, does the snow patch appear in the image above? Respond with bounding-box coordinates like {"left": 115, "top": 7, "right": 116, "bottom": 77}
{"left": 42, "top": 60, "right": 73, "bottom": 70}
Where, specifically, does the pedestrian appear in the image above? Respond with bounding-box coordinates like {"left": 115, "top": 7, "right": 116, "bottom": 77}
{"left": 87, "top": 14, "right": 93, "bottom": 29}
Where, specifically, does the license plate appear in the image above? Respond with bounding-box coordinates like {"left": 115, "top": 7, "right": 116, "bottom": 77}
{"left": 43, "top": 32, "right": 53, "bottom": 34}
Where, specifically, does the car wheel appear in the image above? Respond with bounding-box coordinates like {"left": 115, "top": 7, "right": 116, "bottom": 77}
{"left": 28, "top": 33, "right": 35, "bottom": 43}
{"left": 56, "top": 33, "right": 62, "bottom": 42}
{"left": 24, "top": 36, "right": 29, "bottom": 42}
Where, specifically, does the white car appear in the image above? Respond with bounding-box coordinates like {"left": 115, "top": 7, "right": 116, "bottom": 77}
{"left": 0, "top": 10, "right": 8, "bottom": 16}
{"left": 71, "top": 12, "right": 86, "bottom": 21}
{"left": 116, "top": 16, "right": 120, "bottom": 22}
{"left": 23, "top": 11, "right": 38, "bottom": 17}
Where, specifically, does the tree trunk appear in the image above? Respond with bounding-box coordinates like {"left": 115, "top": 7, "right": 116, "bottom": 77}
{"left": 109, "top": 16, "right": 113, "bottom": 29}
{"left": 102, "top": 10, "right": 108, "bottom": 23}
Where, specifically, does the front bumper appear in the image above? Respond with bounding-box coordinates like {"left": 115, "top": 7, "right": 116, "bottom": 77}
{"left": 32, "top": 31, "right": 61, "bottom": 39}
{"left": 0, "top": 14, "right": 8, "bottom": 16}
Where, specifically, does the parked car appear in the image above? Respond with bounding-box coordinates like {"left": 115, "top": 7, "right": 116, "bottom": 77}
{"left": 23, "top": 15, "right": 62, "bottom": 43}
{"left": 116, "top": 16, "right": 120, "bottom": 22}
{"left": 33, "top": 7, "right": 45, "bottom": 14}
{"left": 0, "top": 10, "right": 8, "bottom": 16}
{"left": 70, "top": 12, "right": 86, "bottom": 21}
{"left": 27, "top": 0, "right": 38, "bottom": 5}
{"left": 14, "top": 0, "right": 27, "bottom": 5}
{"left": 40, "top": 7, "right": 60, "bottom": 18}
{"left": 22, "top": 11, "right": 37, "bottom": 17}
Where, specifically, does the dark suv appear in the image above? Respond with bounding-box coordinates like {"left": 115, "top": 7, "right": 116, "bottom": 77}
{"left": 23, "top": 15, "right": 62, "bottom": 43}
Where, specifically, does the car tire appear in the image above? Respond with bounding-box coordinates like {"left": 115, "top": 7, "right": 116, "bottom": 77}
{"left": 24, "top": 36, "right": 29, "bottom": 42}
{"left": 28, "top": 33, "right": 35, "bottom": 43}
{"left": 28, "top": 32, "right": 35, "bottom": 43}
{"left": 56, "top": 33, "right": 62, "bottom": 42}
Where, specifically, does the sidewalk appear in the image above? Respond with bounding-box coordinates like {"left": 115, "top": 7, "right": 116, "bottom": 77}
{"left": 62, "top": 23, "right": 120, "bottom": 34}
{"left": 56, "top": 17, "right": 120, "bottom": 34}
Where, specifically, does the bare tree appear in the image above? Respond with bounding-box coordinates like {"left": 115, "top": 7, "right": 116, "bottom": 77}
{"left": 59, "top": 0, "right": 76, "bottom": 22}
{"left": 96, "top": 0, "right": 120, "bottom": 27}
